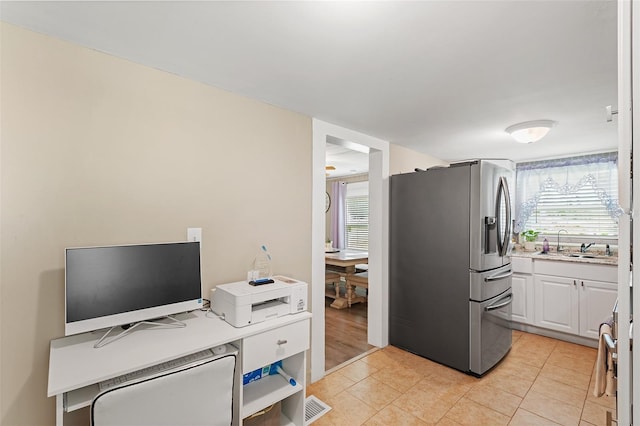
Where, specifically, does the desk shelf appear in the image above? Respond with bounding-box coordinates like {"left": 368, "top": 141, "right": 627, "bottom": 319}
{"left": 241, "top": 341, "right": 306, "bottom": 425}
{"left": 242, "top": 375, "right": 302, "bottom": 418}
{"left": 64, "top": 384, "right": 98, "bottom": 412}
{"left": 280, "top": 413, "right": 295, "bottom": 426}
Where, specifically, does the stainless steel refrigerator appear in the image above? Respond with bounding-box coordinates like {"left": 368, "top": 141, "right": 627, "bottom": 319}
{"left": 389, "top": 159, "right": 515, "bottom": 376}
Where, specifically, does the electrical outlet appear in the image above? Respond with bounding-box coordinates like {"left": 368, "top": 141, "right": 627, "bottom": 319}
{"left": 187, "top": 227, "right": 202, "bottom": 243}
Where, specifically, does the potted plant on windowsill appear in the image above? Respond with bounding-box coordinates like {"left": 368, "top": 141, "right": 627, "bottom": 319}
{"left": 325, "top": 238, "right": 333, "bottom": 250}
{"left": 521, "top": 230, "right": 539, "bottom": 251}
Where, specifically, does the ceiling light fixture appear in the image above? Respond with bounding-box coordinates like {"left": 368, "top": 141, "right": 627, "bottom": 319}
{"left": 505, "top": 120, "right": 557, "bottom": 144}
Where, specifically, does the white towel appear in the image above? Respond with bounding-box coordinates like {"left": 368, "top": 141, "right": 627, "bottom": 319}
{"left": 594, "top": 322, "right": 616, "bottom": 397}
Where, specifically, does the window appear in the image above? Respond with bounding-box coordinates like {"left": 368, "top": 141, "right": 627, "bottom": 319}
{"left": 345, "top": 182, "right": 368, "bottom": 250}
{"left": 515, "top": 153, "right": 620, "bottom": 240}
{"left": 525, "top": 174, "right": 618, "bottom": 237}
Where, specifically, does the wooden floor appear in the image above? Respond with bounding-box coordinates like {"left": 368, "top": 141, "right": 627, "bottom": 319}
{"left": 325, "top": 297, "right": 375, "bottom": 371}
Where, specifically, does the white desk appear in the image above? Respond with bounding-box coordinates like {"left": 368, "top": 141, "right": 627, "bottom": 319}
{"left": 48, "top": 309, "right": 311, "bottom": 426}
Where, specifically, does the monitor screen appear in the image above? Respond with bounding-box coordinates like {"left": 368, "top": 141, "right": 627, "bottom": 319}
{"left": 65, "top": 241, "right": 202, "bottom": 336}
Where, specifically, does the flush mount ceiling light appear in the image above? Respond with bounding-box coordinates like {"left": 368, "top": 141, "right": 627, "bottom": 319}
{"left": 325, "top": 165, "right": 335, "bottom": 177}
{"left": 505, "top": 120, "right": 557, "bottom": 144}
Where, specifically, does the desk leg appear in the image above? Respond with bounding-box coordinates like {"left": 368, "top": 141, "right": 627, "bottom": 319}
{"left": 334, "top": 280, "right": 340, "bottom": 300}
{"left": 346, "top": 283, "right": 353, "bottom": 307}
{"left": 56, "top": 394, "right": 64, "bottom": 426}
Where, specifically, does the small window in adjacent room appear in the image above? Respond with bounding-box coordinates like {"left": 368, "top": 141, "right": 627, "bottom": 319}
{"left": 515, "top": 152, "right": 621, "bottom": 240}
{"left": 345, "top": 181, "right": 369, "bottom": 250}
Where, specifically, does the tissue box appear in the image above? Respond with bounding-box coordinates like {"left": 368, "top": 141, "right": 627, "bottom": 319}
{"left": 242, "top": 360, "right": 282, "bottom": 385}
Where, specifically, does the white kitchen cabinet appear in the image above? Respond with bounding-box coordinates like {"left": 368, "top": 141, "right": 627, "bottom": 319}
{"left": 512, "top": 274, "right": 534, "bottom": 324}
{"left": 533, "top": 260, "right": 617, "bottom": 339}
{"left": 511, "top": 257, "right": 534, "bottom": 325}
{"left": 579, "top": 279, "right": 618, "bottom": 339}
{"left": 534, "top": 275, "right": 579, "bottom": 334}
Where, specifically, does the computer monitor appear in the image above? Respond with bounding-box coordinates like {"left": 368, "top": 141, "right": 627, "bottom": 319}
{"left": 65, "top": 241, "right": 202, "bottom": 338}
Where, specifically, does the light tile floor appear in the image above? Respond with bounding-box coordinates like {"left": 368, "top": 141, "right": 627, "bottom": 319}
{"left": 306, "top": 330, "right": 616, "bottom": 425}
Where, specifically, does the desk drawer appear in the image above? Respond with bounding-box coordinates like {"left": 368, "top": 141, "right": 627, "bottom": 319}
{"left": 242, "top": 320, "right": 309, "bottom": 373}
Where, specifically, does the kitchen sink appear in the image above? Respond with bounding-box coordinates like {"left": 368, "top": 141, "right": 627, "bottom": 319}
{"left": 532, "top": 251, "right": 604, "bottom": 259}
{"left": 565, "top": 253, "right": 597, "bottom": 259}
{"left": 529, "top": 251, "right": 612, "bottom": 260}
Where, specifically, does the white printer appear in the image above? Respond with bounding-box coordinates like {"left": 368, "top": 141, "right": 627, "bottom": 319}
{"left": 211, "top": 277, "right": 308, "bottom": 327}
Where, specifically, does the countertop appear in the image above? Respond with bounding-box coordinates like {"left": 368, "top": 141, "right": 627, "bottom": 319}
{"left": 511, "top": 250, "right": 618, "bottom": 266}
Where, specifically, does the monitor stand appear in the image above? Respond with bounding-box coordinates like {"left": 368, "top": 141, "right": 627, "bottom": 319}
{"left": 93, "top": 316, "right": 186, "bottom": 349}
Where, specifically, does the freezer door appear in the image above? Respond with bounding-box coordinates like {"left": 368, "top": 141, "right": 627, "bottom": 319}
{"left": 469, "top": 289, "right": 513, "bottom": 375}
{"left": 469, "top": 160, "right": 515, "bottom": 271}
{"left": 469, "top": 264, "right": 512, "bottom": 302}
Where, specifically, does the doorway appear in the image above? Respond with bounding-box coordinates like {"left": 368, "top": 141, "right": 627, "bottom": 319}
{"left": 324, "top": 143, "right": 373, "bottom": 370}
{"left": 311, "top": 119, "right": 389, "bottom": 382}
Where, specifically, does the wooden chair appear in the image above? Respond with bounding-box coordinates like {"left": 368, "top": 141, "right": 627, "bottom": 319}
{"left": 355, "top": 263, "right": 369, "bottom": 273}
{"left": 346, "top": 271, "right": 368, "bottom": 307}
{"left": 325, "top": 270, "right": 342, "bottom": 300}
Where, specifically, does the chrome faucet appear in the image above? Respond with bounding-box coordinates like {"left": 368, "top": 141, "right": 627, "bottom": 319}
{"left": 581, "top": 242, "right": 595, "bottom": 253}
{"left": 557, "top": 229, "right": 568, "bottom": 253}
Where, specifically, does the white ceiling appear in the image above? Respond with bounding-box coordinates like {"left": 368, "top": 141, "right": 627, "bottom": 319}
{"left": 325, "top": 142, "right": 369, "bottom": 179}
{"left": 1, "top": 1, "right": 618, "bottom": 165}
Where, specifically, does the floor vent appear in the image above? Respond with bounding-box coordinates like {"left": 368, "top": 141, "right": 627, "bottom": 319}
{"left": 305, "top": 395, "right": 331, "bottom": 424}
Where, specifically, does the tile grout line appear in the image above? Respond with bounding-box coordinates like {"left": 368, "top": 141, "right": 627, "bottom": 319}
{"left": 513, "top": 340, "right": 601, "bottom": 425}
{"left": 315, "top": 332, "right": 610, "bottom": 426}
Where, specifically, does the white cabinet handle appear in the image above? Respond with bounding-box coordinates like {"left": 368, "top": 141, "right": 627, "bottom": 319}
{"left": 277, "top": 339, "right": 288, "bottom": 345}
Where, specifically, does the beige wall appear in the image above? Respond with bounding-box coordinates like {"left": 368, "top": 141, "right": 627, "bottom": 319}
{"left": 389, "top": 143, "right": 448, "bottom": 175}
{"left": 0, "top": 23, "right": 311, "bottom": 425}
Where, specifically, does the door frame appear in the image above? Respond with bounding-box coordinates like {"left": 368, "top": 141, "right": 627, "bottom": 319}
{"left": 617, "top": 0, "right": 637, "bottom": 424}
{"left": 311, "top": 119, "right": 389, "bottom": 382}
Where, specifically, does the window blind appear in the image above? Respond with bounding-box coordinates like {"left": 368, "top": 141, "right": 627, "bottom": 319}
{"left": 526, "top": 190, "right": 618, "bottom": 237}
{"left": 345, "top": 182, "right": 369, "bottom": 250}
{"left": 521, "top": 169, "right": 619, "bottom": 238}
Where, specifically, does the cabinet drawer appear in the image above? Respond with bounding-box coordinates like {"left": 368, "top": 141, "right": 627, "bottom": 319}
{"left": 512, "top": 256, "right": 532, "bottom": 274}
{"left": 242, "top": 320, "right": 309, "bottom": 373}
{"left": 534, "top": 260, "right": 617, "bottom": 282}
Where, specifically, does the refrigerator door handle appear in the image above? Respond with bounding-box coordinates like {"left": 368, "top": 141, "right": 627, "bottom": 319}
{"left": 484, "top": 272, "right": 513, "bottom": 282}
{"left": 496, "top": 176, "right": 512, "bottom": 257}
{"left": 485, "top": 294, "right": 513, "bottom": 311}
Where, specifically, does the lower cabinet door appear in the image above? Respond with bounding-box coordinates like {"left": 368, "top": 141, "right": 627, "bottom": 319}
{"left": 579, "top": 279, "right": 618, "bottom": 339}
{"left": 534, "top": 274, "right": 579, "bottom": 334}
{"left": 512, "top": 273, "right": 533, "bottom": 324}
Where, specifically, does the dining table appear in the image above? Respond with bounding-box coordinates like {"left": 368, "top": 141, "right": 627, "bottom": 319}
{"left": 325, "top": 249, "right": 368, "bottom": 309}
